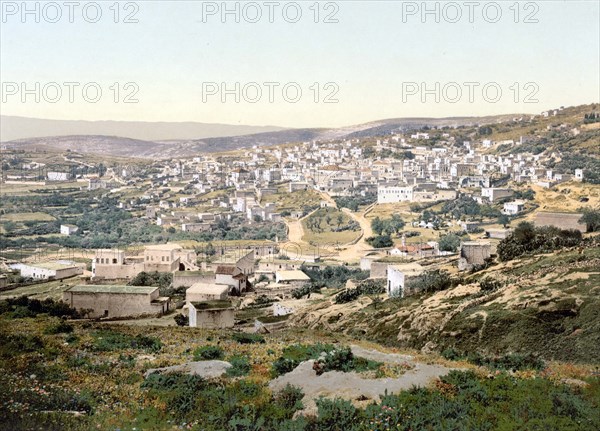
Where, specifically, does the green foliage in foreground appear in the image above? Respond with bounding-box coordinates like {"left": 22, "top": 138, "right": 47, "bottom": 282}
{"left": 193, "top": 345, "right": 224, "bottom": 361}
{"left": 91, "top": 329, "right": 162, "bottom": 353}
{"left": 231, "top": 332, "right": 265, "bottom": 344}
{"left": 497, "top": 222, "right": 583, "bottom": 261}
{"left": 334, "top": 279, "right": 385, "bottom": 304}
{"left": 271, "top": 344, "right": 381, "bottom": 378}
{"left": 15, "top": 370, "right": 596, "bottom": 431}
{"left": 301, "top": 265, "right": 369, "bottom": 289}
{"left": 441, "top": 349, "right": 546, "bottom": 371}
{"left": 0, "top": 296, "right": 81, "bottom": 318}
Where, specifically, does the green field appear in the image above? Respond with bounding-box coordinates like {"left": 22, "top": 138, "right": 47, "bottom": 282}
{"left": 302, "top": 207, "right": 361, "bottom": 245}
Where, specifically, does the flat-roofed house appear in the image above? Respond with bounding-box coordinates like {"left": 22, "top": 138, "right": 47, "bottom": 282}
{"left": 386, "top": 263, "right": 424, "bottom": 298}
{"left": 19, "top": 261, "right": 83, "bottom": 281}
{"left": 503, "top": 200, "right": 525, "bottom": 215}
{"left": 186, "top": 283, "right": 230, "bottom": 303}
{"left": 92, "top": 249, "right": 143, "bottom": 280}
{"left": 144, "top": 244, "right": 181, "bottom": 272}
{"left": 188, "top": 301, "right": 235, "bottom": 329}
{"left": 534, "top": 212, "right": 586, "bottom": 233}
{"left": 60, "top": 224, "right": 79, "bottom": 235}
{"left": 275, "top": 270, "right": 310, "bottom": 286}
{"left": 458, "top": 241, "right": 492, "bottom": 271}
{"left": 62, "top": 285, "right": 170, "bottom": 318}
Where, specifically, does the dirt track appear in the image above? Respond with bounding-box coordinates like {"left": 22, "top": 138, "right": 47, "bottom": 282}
{"left": 269, "top": 345, "right": 458, "bottom": 415}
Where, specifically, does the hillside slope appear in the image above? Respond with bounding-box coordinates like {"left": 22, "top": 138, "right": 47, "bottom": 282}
{"left": 291, "top": 242, "right": 600, "bottom": 363}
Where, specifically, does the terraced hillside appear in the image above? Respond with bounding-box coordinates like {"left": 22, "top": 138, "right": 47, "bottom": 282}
{"left": 291, "top": 239, "right": 600, "bottom": 364}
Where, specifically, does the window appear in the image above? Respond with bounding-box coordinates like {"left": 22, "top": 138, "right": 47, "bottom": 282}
{"left": 112, "top": 259, "right": 117, "bottom": 264}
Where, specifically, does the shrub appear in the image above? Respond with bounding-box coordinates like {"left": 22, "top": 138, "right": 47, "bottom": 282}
{"left": 292, "top": 283, "right": 321, "bottom": 299}
{"left": 193, "top": 345, "right": 224, "bottom": 361}
{"left": 272, "top": 343, "right": 336, "bottom": 377}
{"left": 300, "top": 266, "right": 369, "bottom": 289}
{"left": 439, "top": 233, "right": 461, "bottom": 252}
{"left": 92, "top": 330, "right": 162, "bottom": 353}
{"left": 231, "top": 332, "right": 265, "bottom": 344}
{"left": 366, "top": 235, "right": 394, "bottom": 248}
{"left": 498, "top": 222, "right": 583, "bottom": 261}
{"left": 275, "top": 384, "right": 304, "bottom": 413}
{"left": 1, "top": 296, "right": 80, "bottom": 318}
{"left": 334, "top": 279, "right": 385, "bottom": 304}
{"left": 226, "top": 355, "right": 251, "bottom": 377}
{"left": 174, "top": 313, "right": 188, "bottom": 326}
{"left": 315, "top": 397, "right": 357, "bottom": 431}
{"left": 404, "top": 269, "right": 452, "bottom": 294}
{"left": 44, "top": 320, "right": 74, "bottom": 334}
{"left": 314, "top": 347, "right": 381, "bottom": 375}
{"left": 479, "top": 277, "right": 503, "bottom": 292}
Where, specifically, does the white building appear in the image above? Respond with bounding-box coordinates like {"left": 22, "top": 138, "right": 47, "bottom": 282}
{"left": 19, "top": 261, "right": 83, "bottom": 280}
{"left": 60, "top": 224, "right": 79, "bottom": 235}
{"left": 386, "top": 263, "right": 424, "bottom": 298}
{"left": 377, "top": 184, "right": 413, "bottom": 203}
{"left": 503, "top": 200, "right": 525, "bottom": 215}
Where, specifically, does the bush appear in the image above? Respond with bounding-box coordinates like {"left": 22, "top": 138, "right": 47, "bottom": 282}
{"left": 404, "top": 269, "right": 452, "bottom": 295}
{"left": 193, "top": 345, "right": 224, "bottom": 361}
{"left": 44, "top": 320, "right": 74, "bottom": 334}
{"left": 498, "top": 222, "right": 583, "bottom": 261}
{"left": 1, "top": 296, "right": 80, "bottom": 318}
{"left": 292, "top": 283, "right": 322, "bottom": 299}
{"left": 92, "top": 330, "right": 162, "bottom": 353}
{"left": 315, "top": 397, "right": 357, "bottom": 431}
{"left": 313, "top": 347, "right": 381, "bottom": 376}
{"left": 479, "top": 277, "right": 502, "bottom": 292}
{"left": 275, "top": 384, "right": 304, "bottom": 413}
{"left": 174, "top": 313, "right": 188, "bottom": 326}
{"left": 226, "top": 355, "right": 251, "bottom": 377}
{"left": 439, "top": 233, "right": 461, "bottom": 252}
{"left": 366, "top": 235, "right": 393, "bottom": 248}
{"left": 301, "top": 266, "right": 369, "bottom": 290}
{"left": 334, "top": 279, "right": 385, "bottom": 304}
{"left": 231, "top": 332, "right": 265, "bottom": 344}
{"left": 272, "top": 343, "right": 337, "bottom": 377}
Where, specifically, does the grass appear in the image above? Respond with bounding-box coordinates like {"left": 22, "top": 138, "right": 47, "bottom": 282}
{"left": 268, "top": 186, "right": 321, "bottom": 212}
{"left": 302, "top": 207, "right": 361, "bottom": 245}
{"left": 0, "top": 311, "right": 597, "bottom": 431}
{"left": 0, "top": 212, "right": 56, "bottom": 222}
{"left": 192, "top": 300, "right": 233, "bottom": 310}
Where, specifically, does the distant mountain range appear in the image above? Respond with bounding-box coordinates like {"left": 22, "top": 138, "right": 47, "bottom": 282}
{"left": 0, "top": 116, "right": 286, "bottom": 142}
{"left": 1, "top": 114, "right": 521, "bottom": 158}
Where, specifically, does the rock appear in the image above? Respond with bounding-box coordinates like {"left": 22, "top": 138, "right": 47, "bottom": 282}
{"left": 420, "top": 341, "right": 438, "bottom": 355}
{"left": 144, "top": 360, "right": 231, "bottom": 379}
{"left": 560, "top": 378, "right": 589, "bottom": 387}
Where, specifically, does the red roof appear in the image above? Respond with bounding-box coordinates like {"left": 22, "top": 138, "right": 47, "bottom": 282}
{"left": 216, "top": 265, "right": 238, "bottom": 275}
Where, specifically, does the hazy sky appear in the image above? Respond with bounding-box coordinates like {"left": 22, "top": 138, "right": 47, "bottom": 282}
{"left": 1, "top": 1, "right": 599, "bottom": 128}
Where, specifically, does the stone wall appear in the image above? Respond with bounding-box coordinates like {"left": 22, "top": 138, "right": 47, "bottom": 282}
{"left": 189, "top": 306, "right": 235, "bottom": 329}
{"left": 62, "top": 290, "right": 162, "bottom": 318}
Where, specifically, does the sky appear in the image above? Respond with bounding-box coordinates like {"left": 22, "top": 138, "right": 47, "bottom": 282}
{"left": 1, "top": 0, "right": 599, "bottom": 128}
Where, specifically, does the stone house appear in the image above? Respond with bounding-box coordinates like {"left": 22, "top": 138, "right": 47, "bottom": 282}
{"left": 19, "top": 261, "right": 83, "bottom": 281}
{"left": 188, "top": 301, "right": 235, "bottom": 329}
{"left": 62, "top": 285, "right": 170, "bottom": 318}
{"left": 458, "top": 241, "right": 491, "bottom": 271}
{"left": 386, "top": 263, "right": 424, "bottom": 297}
